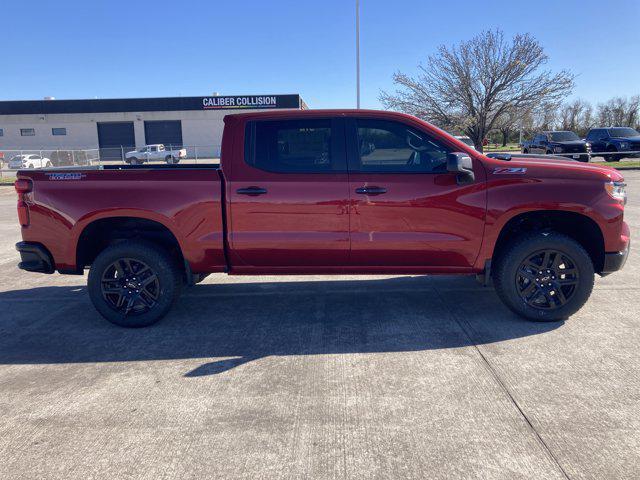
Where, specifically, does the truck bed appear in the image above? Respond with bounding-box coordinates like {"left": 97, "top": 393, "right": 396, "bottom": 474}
{"left": 17, "top": 166, "right": 226, "bottom": 273}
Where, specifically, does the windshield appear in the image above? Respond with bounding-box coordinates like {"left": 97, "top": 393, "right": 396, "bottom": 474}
{"left": 608, "top": 127, "right": 640, "bottom": 138}
{"left": 549, "top": 131, "right": 580, "bottom": 142}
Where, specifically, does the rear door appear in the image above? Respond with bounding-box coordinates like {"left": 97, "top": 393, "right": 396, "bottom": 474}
{"left": 226, "top": 116, "right": 350, "bottom": 268}
{"left": 346, "top": 116, "right": 486, "bottom": 269}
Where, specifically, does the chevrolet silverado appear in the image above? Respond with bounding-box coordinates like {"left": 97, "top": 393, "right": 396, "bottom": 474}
{"left": 14, "top": 110, "right": 630, "bottom": 327}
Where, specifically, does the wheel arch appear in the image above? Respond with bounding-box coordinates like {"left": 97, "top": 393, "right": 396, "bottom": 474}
{"left": 75, "top": 215, "right": 187, "bottom": 275}
{"left": 491, "top": 210, "right": 605, "bottom": 273}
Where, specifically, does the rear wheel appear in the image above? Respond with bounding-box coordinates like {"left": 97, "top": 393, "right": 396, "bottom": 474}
{"left": 493, "top": 232, "right": 594, "bottom": 321}
{"left": 88, "top": 241, "right": 182, "bottom": 327}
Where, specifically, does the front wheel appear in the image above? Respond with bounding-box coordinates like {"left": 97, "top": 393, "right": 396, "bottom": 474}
{"left": 605, "top": 147, "right": 620, "bottom": 162}
{"left": 88, "top": 241, "right": 182, "bottom": 327}
{"left": 493, "top": 232, "right": 594, "bottom": 321}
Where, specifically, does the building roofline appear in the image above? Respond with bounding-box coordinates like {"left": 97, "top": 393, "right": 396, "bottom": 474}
{"left": 0, "top": 94, "right": 304, "bottom": 115}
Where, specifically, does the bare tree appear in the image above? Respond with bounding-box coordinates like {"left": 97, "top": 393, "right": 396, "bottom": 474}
{"left": 380, "top": 30, "right": 575, "bottom": 151}
{"left": 596, "top": 96, "right": 640, "bottom": 128}
{"left": 494, "top": 107, "right": 524, "bottom": 146}
{"left": 559, "top": 99, "right": 593, "bottom": 136}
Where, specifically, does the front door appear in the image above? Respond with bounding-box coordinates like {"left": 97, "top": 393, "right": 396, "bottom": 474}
{"left": 227, "top": 117, "right": 350, "bottom": 269}
{"left": 346, "top": 117, "right": 486, "bottom": 269}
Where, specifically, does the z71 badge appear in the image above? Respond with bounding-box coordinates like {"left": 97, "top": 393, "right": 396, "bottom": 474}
{"left": 493, "top": 167, "right": 527, "bottom": 174}
{"left": 45, "top": 173, "right": 87, "bottom": 181}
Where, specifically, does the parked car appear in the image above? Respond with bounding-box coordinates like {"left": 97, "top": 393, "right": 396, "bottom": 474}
{"left": 125, "top": 144, "right": 187, "bottom": 164}
{"left": 14, "top": 109, "right": 629, "bottom": 327}
{"left": 585, "top": 127, "right": 640, "bottom": 162}
{"left": 454, "top": 135, "right": 476, "bottom": 150}
{"left": 8, "top": 154, "right": 51, "bottom": 169}
{"left": 521, "top": 131, "right": 590, "bottom": 161}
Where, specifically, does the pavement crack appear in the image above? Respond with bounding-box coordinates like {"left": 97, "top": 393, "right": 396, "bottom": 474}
{"left": 432, "top": 286, "right": 572, "bottom": 480}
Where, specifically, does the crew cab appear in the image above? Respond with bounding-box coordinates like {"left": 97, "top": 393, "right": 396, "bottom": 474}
{"left": 585, "top": 127, "right": 640, "bottom": 162}
{"left": 14, "top": 110, "right": 630, "bottom": 327}
{"left": 521, "top": 131, "right": 590, "bottom": 162}
{"left": 125, "top": 144, "right": 187, "bottom": 164}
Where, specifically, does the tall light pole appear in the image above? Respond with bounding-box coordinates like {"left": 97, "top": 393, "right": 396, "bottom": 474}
{"left": 356, "top": 0, "right": 360, "bottom": 109}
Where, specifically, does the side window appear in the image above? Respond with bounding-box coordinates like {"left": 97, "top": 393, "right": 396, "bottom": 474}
{"left": 353, "top": 119, "right": 450, "bottom": 173}
{"left": 246, "top": 119, "right": 342, "bottom": 173}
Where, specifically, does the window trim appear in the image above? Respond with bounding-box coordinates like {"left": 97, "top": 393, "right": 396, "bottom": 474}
{"left": 244, "top": 117, "right": 347, "bottom": 174}
{"left": 20, "top": 128, "right": 35, "bottom": 137}
{"left": 345, "top": 117, "right": 453, "bottom": 174}
{"left": 52, "top": 127, "right": 67, "bottom": 136}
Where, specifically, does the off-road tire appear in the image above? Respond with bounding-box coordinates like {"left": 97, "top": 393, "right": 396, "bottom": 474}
{"left": 88, "top": 240, "right": 182, "bottom": 327}
{"left": 493, "top": 231, "right": 594, "bottom": 321}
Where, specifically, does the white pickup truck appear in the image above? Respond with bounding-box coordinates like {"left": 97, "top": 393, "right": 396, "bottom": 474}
{"left": 125, "top": 144, "right": 187, "bottom": 164}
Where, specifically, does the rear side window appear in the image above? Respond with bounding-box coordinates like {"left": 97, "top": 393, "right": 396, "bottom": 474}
{"left": 246, "top": 119, "right": 344, "bottom": 173}
{"left": 586, "top": 129, "right": 600, "bottom": 141}
{"left": 352, "top": 119, "right": 450, "bottom": 173}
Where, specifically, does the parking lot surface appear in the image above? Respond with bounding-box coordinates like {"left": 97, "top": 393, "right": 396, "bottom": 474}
{"left": 0, "top": 173, "right": 638, "bottom": 480}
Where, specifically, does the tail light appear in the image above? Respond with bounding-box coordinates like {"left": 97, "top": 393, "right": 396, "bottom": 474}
{"left": 15, "top": 178, "right": 33, "bottom": 227}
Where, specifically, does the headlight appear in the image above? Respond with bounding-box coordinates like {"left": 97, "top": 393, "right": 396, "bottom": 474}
{"left": 619, "top": 142, "right": 629, "bottom": 150}
{"left": 605, "top": 181, "right": 627, "bottom": 204}
{"left": 553, "top": 146, "right": 564, "bottom": 153}
{"left": 586, "top": 142, "right": 592, "bottom": 152}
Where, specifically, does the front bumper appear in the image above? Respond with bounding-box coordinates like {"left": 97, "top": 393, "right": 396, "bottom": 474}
{"left": 601, "top": 243, "right": 630, "bottom": 276}
{"left": 557, "top": 152, "right": 591, "bottom": 162}
{"left": 16, "top": 242, "right": 54, "bottom": 274}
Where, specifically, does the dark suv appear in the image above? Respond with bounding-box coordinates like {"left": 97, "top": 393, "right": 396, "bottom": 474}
{"left": 585, "top": 127, "right": 640, "bottom": 162}
{"left": 521, "top": 131, "right": 590, "bottom": 162}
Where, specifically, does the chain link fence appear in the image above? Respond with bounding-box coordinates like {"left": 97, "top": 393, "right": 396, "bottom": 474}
{"left": 0, "top": 145, "right": 221, "bottom": 173}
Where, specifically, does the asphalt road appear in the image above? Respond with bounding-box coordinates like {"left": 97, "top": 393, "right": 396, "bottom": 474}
{"left": 0, "top": 174, "right": 638, "bottom": 480}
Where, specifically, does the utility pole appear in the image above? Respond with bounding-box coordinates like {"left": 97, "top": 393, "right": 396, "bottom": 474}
{"left": 356, "top": 0, "right": 360, "bottom": 109}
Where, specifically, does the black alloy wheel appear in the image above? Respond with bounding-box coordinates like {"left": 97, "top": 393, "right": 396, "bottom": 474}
{"left": 515, "top": 249, "right": 579, "bottom": 310}
{"left": 493, "top": 231, "right": 594, "bottom": 321}
{"left": 101, "top": 258, "right": 160, "bottom": 316}
{"left": 88, "top": 240, "right": 182, "bottom": 327}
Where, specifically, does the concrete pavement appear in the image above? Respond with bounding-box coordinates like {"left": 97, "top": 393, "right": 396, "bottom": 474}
{"left": 0, "top": 173, "right": 638, "bottom": 479}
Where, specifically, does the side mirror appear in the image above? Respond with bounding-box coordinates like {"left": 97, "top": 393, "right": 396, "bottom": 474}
{"left": 447, "top": 152, "right": 475, "bottom": 184}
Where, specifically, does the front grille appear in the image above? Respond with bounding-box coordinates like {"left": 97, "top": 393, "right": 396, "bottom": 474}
{"left": 562, "top": 144, "right": 586, "bottom": 153}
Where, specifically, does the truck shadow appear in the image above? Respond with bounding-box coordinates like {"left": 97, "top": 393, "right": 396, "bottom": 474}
{"left": 0, "top": 275, "right": 563, "bottom": 376}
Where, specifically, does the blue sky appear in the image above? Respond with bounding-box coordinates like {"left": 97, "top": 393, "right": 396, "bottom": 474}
{"left": 2, "top": 0, "right": 639, "bottom": 108}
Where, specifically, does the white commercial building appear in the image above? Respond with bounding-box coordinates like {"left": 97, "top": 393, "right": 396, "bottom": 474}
{"left": 0, "top": 94, "right": 306, "bottom": 160}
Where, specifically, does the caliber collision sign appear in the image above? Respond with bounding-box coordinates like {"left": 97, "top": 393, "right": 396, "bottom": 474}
{"left": 202, "top": 96, "right": 279, "bottom": 109}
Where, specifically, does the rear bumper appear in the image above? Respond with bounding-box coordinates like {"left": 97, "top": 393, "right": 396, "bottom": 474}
{"left": 16, "top": 242, "right": 54, "bottom": 274}
{"left": 601, "top": 243, "right": 630, "bottom": 275}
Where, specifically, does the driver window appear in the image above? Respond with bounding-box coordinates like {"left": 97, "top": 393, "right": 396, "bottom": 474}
{"left": 355, "top": 119, "right": 450, "bottom": 173}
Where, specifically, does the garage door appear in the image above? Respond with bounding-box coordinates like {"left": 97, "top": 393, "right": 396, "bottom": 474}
{"left": 97, "top": 122, "right": 135, "bottom": 160}
{"left": 144, "top": 120, "right": 183, "bottom": 148}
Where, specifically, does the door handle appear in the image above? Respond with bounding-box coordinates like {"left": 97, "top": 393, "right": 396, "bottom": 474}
{"left": 236, "top": 186, "right": 267, "bottom": 196}
{"left": 355, "top": 186, "right": 387, "bottom": 195}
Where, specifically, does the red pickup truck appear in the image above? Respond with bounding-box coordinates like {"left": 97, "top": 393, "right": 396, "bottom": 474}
{"left": 14, "top": 110, "right": 630, "bottom": 327}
